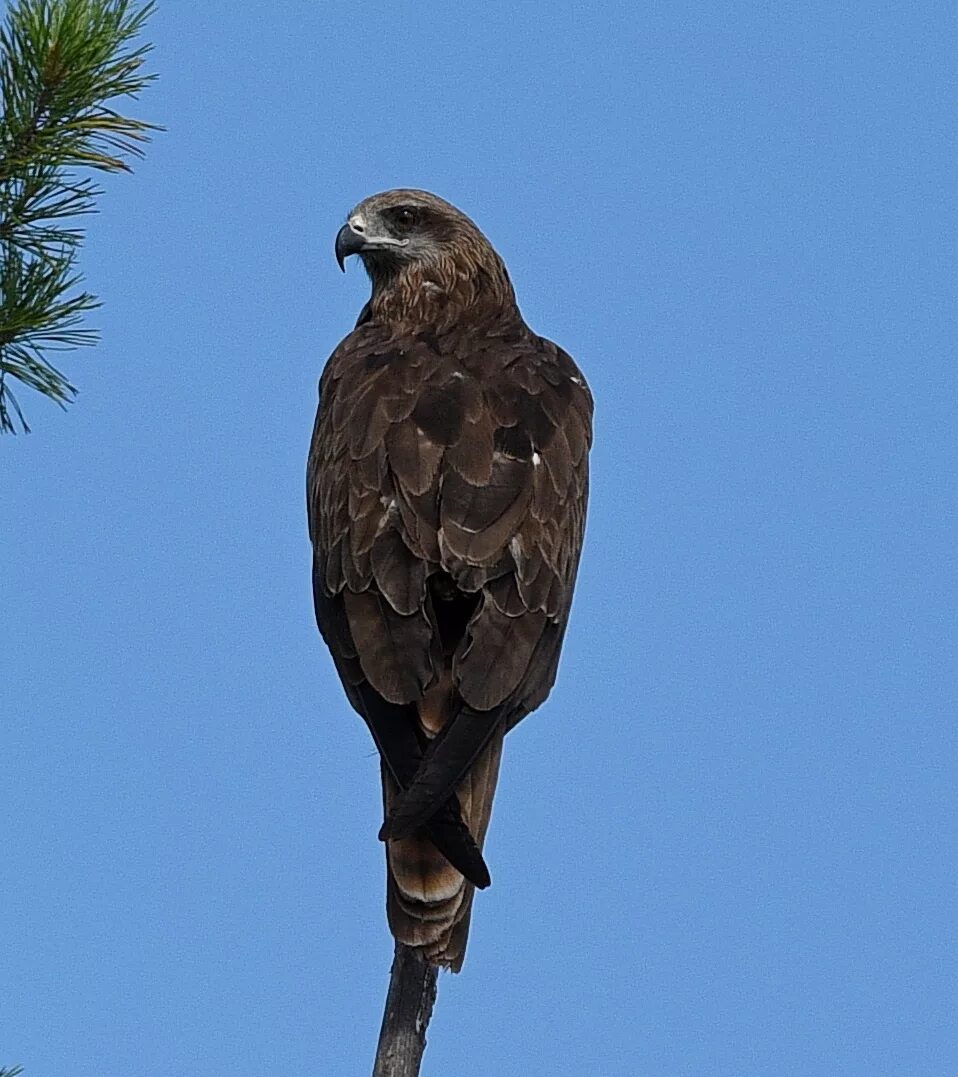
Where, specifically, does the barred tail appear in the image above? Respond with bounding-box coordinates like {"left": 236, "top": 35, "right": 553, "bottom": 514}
{"left": 383, "top": 729, "right": 503, "bottom": 972}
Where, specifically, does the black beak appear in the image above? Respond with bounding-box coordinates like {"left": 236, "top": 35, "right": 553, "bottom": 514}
{"left": 335, "top": 224, "right": 366, "bottom": 272}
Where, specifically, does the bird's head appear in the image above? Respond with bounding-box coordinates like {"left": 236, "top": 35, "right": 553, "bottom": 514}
{"left": 335, "top": 189, "right": 516, "bottom": 327}
{"left": 335, "top": 189, "right": 483, "bottom": 273}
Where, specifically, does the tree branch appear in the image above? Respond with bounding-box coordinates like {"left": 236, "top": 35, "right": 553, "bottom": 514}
{"left": 0, "top": 0, "right": 159, "bottom": 433}
{"left": 372, "top": 942, "right": 439, "bottom": 1077}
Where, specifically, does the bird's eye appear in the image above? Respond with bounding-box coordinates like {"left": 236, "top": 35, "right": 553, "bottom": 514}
{"left": 392, "top": 206, "right": 419, "bottom": 232}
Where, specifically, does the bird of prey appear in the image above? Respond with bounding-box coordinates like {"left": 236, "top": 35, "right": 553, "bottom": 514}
{"left": 307, "top": 189, "right": 592, "bottom": 970}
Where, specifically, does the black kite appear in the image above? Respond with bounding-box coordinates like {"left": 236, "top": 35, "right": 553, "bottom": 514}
{"left": 307, "top": 189, "right": 592, "bottom": 969}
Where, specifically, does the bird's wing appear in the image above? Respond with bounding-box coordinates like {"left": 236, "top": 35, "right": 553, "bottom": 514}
{"left": 308, "top": 326, "right": 447, "bottom": 705}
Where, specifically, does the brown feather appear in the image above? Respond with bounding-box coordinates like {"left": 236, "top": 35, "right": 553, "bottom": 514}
{"left": 385, "top": 421, "right": 443, "bottom": 496}
{"left": 370, "top": 528, "right": 427, "bottom": 616}
{"left": 342, "top": 590, "right": 435, "bottom": 704}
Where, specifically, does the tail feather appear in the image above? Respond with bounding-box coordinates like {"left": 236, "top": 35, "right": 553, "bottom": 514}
{"left": 424, "top": 798, "right": 491, "bottom": 888}
{"left": 379, "top": 707, "right": 503, "bottom": 842}
{"left": 384, "top": 726, "right": 503, "bottom": 972}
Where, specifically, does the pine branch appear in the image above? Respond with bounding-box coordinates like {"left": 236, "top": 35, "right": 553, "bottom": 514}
{"left": 0, "top": 0, "right": 159, "bottom": 433}
{"left": 0, "top": 1067, "right": 24, "bottom": 1077}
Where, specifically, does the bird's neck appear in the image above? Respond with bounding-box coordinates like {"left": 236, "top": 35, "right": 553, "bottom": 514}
{"left": 366, "top": 256, "right": 519, "bottom": 334}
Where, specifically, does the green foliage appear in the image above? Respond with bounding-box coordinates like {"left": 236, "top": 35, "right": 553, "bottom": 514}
{"left": 0, "top": 0, "right": 158, "bottom": 432}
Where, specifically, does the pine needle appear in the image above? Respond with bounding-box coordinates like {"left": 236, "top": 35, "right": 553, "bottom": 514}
{"left": 0, "top": 0, "right": 159, "bottom": 433}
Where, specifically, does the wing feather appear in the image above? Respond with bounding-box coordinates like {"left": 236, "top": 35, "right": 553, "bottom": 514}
{"left": 342, "top": 589, "right": 435, "bottom": 704}
{"left": 385, "top": 421, "right": 444, "bottom": 496}
{"left": 371, "top": 526, "right": 427, "bottom": 616}
{"left": 455, "top": 603, "right": 548, "bottom": 711}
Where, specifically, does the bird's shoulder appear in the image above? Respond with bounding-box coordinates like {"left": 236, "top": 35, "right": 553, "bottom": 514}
{"left": 316, "top": 319, "right": 592, "bottom": 438}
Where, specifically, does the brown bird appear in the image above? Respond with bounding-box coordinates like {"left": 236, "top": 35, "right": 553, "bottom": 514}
{"left": 307, "top": 189, "right": 592, "bottom": 970}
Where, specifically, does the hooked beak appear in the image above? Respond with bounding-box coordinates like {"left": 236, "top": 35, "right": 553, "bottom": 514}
{"left": 335, "top": 223, "right": 366, "bottom": 272}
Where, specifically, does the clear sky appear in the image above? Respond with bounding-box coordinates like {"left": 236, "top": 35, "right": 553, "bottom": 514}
{"left": 3, "top": 2, "right": 956, "bottom": 1074}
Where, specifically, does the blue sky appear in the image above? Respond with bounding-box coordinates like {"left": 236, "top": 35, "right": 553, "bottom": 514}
{"left": 3, "top": 2, "right": 956, "bottom": 1074}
